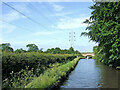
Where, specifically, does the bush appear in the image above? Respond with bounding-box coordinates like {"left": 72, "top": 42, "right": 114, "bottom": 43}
{"left": 2, "top": 51, "right": 76, "bottom": 88}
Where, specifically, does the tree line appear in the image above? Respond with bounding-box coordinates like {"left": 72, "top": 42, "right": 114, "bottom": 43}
{"left": 0, "top": 43, "right": 82, "bottom": 55}
{"left": 81, "top": 1, "right": 120, "bottom": 67}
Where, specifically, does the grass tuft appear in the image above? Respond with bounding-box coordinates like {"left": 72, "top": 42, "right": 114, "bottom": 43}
{"left": 26, "top": 57, "right": 80, "bottom": 88}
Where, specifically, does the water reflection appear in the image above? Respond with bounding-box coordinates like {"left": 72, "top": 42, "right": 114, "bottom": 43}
{"left": 95, "top": 60, "right": 118, "bottom": 88}
{"left": 60, "top": 59, "right": 119, "bottom": 88}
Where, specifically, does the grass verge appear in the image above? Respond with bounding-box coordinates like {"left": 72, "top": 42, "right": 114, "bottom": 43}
{"left": 25, "top": 57, "right": 80, "bottom": 88}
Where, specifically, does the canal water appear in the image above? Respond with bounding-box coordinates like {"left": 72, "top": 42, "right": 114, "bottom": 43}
{"left": 60, "top": 59, "right": 119, "bottom": 88}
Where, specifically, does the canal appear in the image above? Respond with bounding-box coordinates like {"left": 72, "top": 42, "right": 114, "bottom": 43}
{"left": 60, "top": 59, "right": 119, "bottom": 88}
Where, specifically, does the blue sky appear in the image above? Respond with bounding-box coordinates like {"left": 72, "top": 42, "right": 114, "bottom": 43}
{"left": 0, "top": 1, "right": 97, "bottom": 52}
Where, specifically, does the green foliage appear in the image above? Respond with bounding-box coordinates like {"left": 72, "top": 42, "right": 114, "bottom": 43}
{"left": 3, "top": 67, "right": 35, "bottom": 88}
{"left": 69, "top": 47, "right": 74, "bottom": 52}
{"left": 26, "top": 57, "right": 80, "bottom": 88}
{"left": 45, "top": 47, "right": 82, "bottom": 56}
{"left": 38, "top": 48, "right": 43, "bottom": 53}
{"left": 26, "top": 44, "right": 39, "bottom": 52}
{"left": 1, "top": 43, "right": 83, "bottom": 88}
{"left": 2, "top": 51, "right": 76, "bottom": 88}
{"left": 0, "top": 43, "right": 82, "bottom": 57}
{"left": 93, "top": 46, "right": 104, "bottom": 61}
{"left": 15, "top": 48, "right": 26, "bottom": 53}
{"left": 0, "top": 43, "right": 13, "bottom": 52}
{"left": 82, "top": 2, "right": 120, "bottom": 67}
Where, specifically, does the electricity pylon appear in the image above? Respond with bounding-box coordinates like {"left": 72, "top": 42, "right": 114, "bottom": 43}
{"left": 69, "top": 32, "right": 75, "bottom": 48}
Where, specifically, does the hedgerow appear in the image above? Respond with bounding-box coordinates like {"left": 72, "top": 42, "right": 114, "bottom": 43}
{"left": 2, "top": 51, "right": 76, "bottom": 88}
{"left": 26, "top": 57, "right": 80, "bottom": 88}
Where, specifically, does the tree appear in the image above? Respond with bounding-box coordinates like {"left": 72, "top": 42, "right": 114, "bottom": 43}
{"left": 0, "top": 43, "right": 13, "bottom": 52}
{"left": 15, "top": 48, "right": 26, "bottom": 53}
{"left": 54, "top": 47, "right": 61, "bottom": 54}
{"left": 46, "top": 49, "right": 51, "bottom": 53}
{"left": 45, "top": 47, "right": 82, "bottom": 55}
{"left": 50, "top": 48, "right": 55, "bottom": 54}
{"left": 69, "top": 47, "right": 74, "bottom": 54}
{"left": 26, "top": 44, "right": 39, "bottom": 52}
{"left": 93, "top": 46, "right": 103, "bottom": 61}
{"left": 81, "top": 2, "right": 120, "bottom": 66}
{"left": 39, "top": 48, "right": 43, "bottom": 53}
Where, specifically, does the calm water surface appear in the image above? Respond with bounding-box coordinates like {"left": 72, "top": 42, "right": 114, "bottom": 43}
{"left": 60, "top": 59, "right": 119, "bottom": 88}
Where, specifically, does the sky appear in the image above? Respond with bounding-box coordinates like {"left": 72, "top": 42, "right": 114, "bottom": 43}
{"left": 0, "top": 1, "right": 97, "bottom": 52}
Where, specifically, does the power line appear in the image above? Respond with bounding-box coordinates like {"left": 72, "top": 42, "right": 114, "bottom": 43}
{"left": 42, "top": 2, "right": 65, "bottom": 31}
{"left": 0, "top": 19, "right": 57, "bottom": 40}
{"left": 2, "top": 1, "right": 49, "bottom": 31}
{"left": 0, "top": 19, "right": 34, "bottom": 33}
{"left": 42, "top": 2, "right": 59, "bottom": 22}
{"left": 0, "top": 19, "right": 60, "bottom": 42}
{"left": 27, "top": 2, "right": 56, "bottom": 26}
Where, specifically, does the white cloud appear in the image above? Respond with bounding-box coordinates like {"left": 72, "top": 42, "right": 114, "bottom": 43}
{"left": 3, "top": 3, "right": 30, "bottom": 22}
{"left": 0, "top": 22, "right": 16, "bottom": 33}
{"left": 51, "top": 11, "right": 75, "bottom": 17}
{"left": 1, "top": 3, "right": 30, "bottom": 33}
{"left": 49, "top": 2, "right": 64, "bottom": 12}
{"left": 54, "top": 16, "right": 89, "bottom": 29}
{"left": 12, "top": 3, "right": 30, "bottom": 14}
{"left": 32, "top": 31, "right": 62, "bottom": 36}
{"left": 3, "top": 11, "right": 21, "bottom": 22}
{"left": 50, "top": 8, "right": 90, "bottom": 17}
{"left": 53, "top": 4, "right": 64, "bottom": 11}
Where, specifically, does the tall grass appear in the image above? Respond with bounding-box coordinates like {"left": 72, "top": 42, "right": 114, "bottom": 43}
{"left": 26, "top": 57, "right": 80, "bottom": 88}
{"left": 2, "top": 51, "right": 77, "bottom": 88}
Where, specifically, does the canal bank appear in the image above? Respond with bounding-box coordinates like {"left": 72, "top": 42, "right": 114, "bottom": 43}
{"left": 60, "top": 59, "right": 119, "bottom": 88}
{"left": 51, "top": 57, "right": 81, "bottom": 89}
{"left": 26, "top": 57, "right": 80, "bottom": 88}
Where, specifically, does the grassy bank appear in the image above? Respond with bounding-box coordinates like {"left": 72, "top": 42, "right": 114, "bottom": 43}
{"left": 2, "top": 52, "right": 77, "bottom": 88}
{"left": 26, "top": 57, "right": 80, "bottom": 88}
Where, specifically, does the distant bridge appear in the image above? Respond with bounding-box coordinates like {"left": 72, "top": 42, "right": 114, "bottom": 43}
{"left": 81, "top": 53, "right": 94, "bottom": 57}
